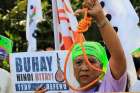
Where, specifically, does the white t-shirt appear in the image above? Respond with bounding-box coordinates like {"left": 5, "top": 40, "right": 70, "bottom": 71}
{"left": 0, "top": 68, "right": 12, "bottom": 93}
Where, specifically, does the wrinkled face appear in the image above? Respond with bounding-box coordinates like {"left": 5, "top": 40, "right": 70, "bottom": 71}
{"left": 73, "top": 55, "right": 102, "bottom": 87}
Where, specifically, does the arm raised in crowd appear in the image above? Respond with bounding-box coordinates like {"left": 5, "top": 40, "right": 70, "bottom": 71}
{"left": 85, "top": 0, "right": 126, "bottom": 79}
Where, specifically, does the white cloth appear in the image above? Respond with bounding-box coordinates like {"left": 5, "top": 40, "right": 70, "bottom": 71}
{"left": 52, "top": 0, "right": 78, "bottom": 50}
{"left": 130, "top": 80, "right": 140, "bottom": 92}
{"left": 26, "top": 0, "right": 43, "bottom": 51}
{"left": 0, "top": 68, "right": 12, "bottom": 93}
{"left": 100, "top": 0, "right": 139, "bottom": 86}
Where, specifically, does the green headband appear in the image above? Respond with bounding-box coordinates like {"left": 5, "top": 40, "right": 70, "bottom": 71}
{"left": 72, "top": 41, "right": 108, "bottom": 72}
{"left": 132, "top": 48, "right": 140, "bottom": 57}
{"left": 0, "top": 35, "right": 13, "bottom": 53}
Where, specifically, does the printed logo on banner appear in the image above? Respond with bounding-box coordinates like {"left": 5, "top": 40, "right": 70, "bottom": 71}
{"left": 10, "top": 51, "right": 69, "bottom": 93}
{"left": 29, "top": 5, "right": 36, "bottom": 25}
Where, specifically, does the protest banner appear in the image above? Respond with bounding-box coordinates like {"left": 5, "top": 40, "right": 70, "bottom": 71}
{"left": 26, "top": 0, "right": 43, "bottom": 51}
{"left": 10, "top": 51, "right": 70, "bottom": 93}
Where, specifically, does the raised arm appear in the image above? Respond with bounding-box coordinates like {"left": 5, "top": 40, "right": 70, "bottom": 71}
{"left": 84, "top": 0, "right": 126, "bottom": 79}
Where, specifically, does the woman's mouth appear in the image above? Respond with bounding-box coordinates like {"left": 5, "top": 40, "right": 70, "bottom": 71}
{"left": 80, "top": 75, "right": 89, "bottom": 80}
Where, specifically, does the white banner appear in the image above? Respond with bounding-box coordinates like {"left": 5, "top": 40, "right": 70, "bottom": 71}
{"left": 52, "top": 0, "right": 78, "bottom": 50}
{"left": 10, "top": 51, "right": 70, "bottom": 93}
{"left": 26, "top": 0, "right": 43, "bottom": 51}
{"left": 52, "top": 0, "right": 61, "bottom": 50}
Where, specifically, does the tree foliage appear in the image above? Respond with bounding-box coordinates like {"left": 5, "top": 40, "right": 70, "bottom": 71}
{"left": 0, "top": 0, "right": 140, "bottom": 52}
{"left": 0, "top": 0, "right": 140, "bottom": 71}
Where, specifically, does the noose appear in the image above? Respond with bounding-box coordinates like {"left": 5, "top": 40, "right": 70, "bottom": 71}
{"left": 64, "top": 0, "right": 105, "bottom": 91}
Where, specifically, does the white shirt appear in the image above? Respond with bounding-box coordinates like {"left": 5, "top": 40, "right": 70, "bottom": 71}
{"left": 0, "top": 68, "right": 12, "bottom": 93}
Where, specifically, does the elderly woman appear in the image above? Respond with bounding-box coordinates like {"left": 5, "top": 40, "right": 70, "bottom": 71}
{"left": 35, "top": 0, "right": 127, "bottom": 92}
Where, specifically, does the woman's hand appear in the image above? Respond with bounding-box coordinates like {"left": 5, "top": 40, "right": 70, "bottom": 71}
{"left": 74, "top": 0, "right": 105, "bottom": 23}
{"left": 35, "top": 84, "right": 48, "bottom": 93}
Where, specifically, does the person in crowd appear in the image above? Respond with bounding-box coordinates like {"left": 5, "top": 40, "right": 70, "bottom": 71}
{"left": 129, "top": 51, "right": 140, "bottom": 92}
{"left": 133, "top": 54, "right": 140, "bottom": 80}
{"left": 35, "top": 0, "right": 127, "bottom": 92}
{"left": 0, "top": 47, "right": 12, "bottom": 93}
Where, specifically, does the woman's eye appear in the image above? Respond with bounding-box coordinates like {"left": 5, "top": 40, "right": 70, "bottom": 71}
{"left": 76, "top": 60, "right": 82, "bottom": 65}
{"left": 88, "top": 59, "right": 97, "bottom": 64}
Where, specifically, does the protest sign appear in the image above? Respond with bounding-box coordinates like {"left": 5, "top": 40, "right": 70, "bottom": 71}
{"left": 10, "top": 51, "right": 70, "bottom": 93}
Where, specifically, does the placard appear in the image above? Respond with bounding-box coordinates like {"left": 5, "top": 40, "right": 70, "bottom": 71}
{"left": 10, "top": 51, "right": 70, "bottom": 93}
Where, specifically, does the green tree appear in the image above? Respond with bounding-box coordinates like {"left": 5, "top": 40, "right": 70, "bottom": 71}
{"left": 0, "top": 0, "right": 140, "bottom": 71}
{"left": 0, "top": 0, "right": 139, "bottom": 52}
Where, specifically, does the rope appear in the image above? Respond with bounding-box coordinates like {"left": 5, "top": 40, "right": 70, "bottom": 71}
{"left": 64, "top": 2, "right": 105, "bottom": 91}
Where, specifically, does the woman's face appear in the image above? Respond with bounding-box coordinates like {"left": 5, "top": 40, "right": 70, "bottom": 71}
{"left": 73, "top": 55, "right": 102, "bottom": 87}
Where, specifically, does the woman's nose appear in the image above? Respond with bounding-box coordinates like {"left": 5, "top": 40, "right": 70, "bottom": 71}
{"left": 80, "top": 62, "right": 89, "bottom": 71}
